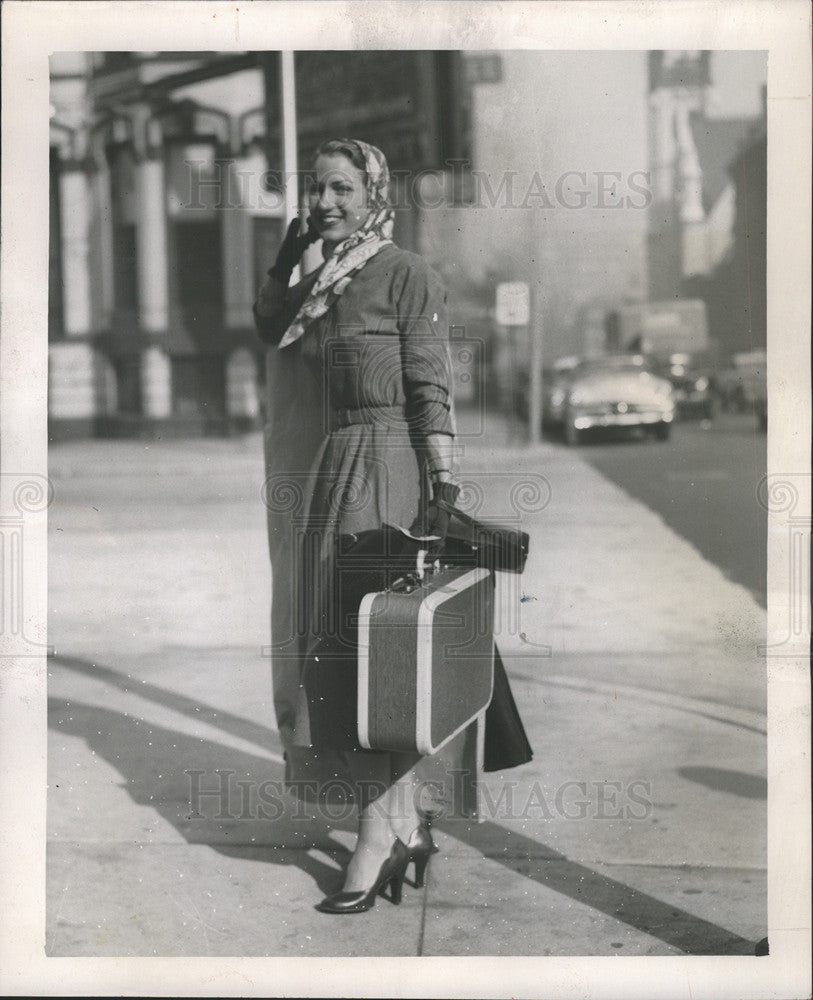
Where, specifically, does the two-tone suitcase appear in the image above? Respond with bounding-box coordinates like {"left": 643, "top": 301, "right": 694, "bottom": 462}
{"left": 356, "top": 561, "right": 495, "bottom": 755}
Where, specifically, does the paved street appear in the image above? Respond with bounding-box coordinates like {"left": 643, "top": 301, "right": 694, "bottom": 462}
{"left": 573, "top": 413, "right": 768, "bottom": 606}
{"left": 44, "top": 410, "right": 767, "bottom": 959}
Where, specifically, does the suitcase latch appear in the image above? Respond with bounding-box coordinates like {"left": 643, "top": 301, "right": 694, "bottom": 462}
{"left": 391, "top": 573, "right": 420, "bottom": 594}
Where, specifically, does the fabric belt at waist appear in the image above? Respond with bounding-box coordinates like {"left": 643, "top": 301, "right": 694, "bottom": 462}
{"left": 329, "top": 405, "right": 409, "bottom": 432}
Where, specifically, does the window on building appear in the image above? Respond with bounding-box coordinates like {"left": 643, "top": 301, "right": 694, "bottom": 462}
{"left": 173, "top": 218, "right": 223, "bottom": 340}
{"left": 165, "top": 138, "right": 224, "bottom": 339}
{"left": 108, "top": 144, "right": 139, "bottom": 313}
{"left": 175, "top": 220, "right": 222, "bottom": 306}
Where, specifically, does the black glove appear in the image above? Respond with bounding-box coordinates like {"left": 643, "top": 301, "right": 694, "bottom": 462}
{"left": 409, "top": 480, "right": 460, "bottom": 545}
{"left": 267, "top": 216, "right": 319, "bottom": 285}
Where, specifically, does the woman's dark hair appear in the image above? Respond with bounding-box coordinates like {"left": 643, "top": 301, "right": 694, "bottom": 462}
{"left": 313, "top": 138, "right": 367, "bottom": 177}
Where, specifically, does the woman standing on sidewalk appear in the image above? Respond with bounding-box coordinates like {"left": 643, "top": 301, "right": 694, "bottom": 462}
{"left": 255, "top": 138, "right": 531, "bottom": 914}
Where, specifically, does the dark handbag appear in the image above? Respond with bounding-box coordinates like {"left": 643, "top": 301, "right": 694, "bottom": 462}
{"left": 444, "top": 506, "right": 530, "bottom": 574}
{"left": 440, "top": 514, "right": 533, "bottom": 767}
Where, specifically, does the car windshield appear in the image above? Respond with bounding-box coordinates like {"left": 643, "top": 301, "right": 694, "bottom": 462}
{"left": 575, "top": 357, "right": 650, "bottom": 376}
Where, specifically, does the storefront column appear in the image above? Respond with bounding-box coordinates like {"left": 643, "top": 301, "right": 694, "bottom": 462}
{"left": 51, "top": 159, "right": 97, "bottom": 433}
{"left": 140, "top": 345, "right": 172, "bottom": 419}
{"left": 133, "top": 117, "right": 172, "bottom": 423}
{"left": 135, "top": 144, "right": 170, "bottom": 333}
{"left": 58, "top": 165, "right": 93, "bottom": 337}
{"left": 48, "top": 342, "right": 98, "bottom": 431}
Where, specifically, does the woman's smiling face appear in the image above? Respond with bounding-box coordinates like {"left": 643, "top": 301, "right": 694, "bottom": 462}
{"left": 310, "top": 153, "right": 370, "bottom": 247}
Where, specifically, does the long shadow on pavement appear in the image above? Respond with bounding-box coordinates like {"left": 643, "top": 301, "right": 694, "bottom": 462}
{"left": 51, "top": 654, "right": 759, "bottom": 955}
{"left": 52, "top": 653, "right": 283, "bottom": 756}
{"left": 48, "top": 693, "right": 349, "bottom": 897}
{"left": 435, "top": 818, "right": 757, "bottom": 955}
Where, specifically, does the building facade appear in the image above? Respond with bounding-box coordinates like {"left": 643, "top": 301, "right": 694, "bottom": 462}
{"left": 50, "top": 50, "right": 763, "bottom": 438}
{"left": 418, "top": 50, "right": 652, "bottom": 365}
{"left": 48, "top": 51, "right": 469, "bottom": 439}
{"left": 646, "top": 50, "right": 767, "bottom": 360}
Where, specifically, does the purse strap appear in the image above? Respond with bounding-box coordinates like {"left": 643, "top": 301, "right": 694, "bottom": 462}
{"left": 448, "top": 505, "right": 477, "bottom": 526}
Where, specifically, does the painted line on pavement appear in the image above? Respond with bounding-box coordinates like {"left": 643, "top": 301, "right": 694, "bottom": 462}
{"left": 49, "top": 690, "right": 286, "bottom": 767}
{"left": 50, "top": 654, "right": 287, "bottom": 764}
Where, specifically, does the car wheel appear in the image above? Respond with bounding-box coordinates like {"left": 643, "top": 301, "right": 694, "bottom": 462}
{"left": 654, "top": 421, "right": 671, "bottom": 442}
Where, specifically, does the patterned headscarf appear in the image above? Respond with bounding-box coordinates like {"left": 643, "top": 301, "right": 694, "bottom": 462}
{"left": 277, "top": 139, "right": 395, "bottom": 349}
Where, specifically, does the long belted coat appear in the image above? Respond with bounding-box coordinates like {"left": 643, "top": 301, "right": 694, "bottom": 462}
{"left": 256, "top": 244, "right": 530, "bottom": 819}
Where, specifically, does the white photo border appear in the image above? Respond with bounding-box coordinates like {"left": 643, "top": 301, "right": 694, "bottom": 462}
{"left": 1, "top": 1, "right": 810, "bottom": 997}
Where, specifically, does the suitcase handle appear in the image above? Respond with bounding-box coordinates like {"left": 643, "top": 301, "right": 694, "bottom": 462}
{"left": 416, "top": 547, "right": 442, "bottom": 580}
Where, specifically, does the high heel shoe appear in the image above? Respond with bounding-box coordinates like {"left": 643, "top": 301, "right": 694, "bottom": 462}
{"left": 317, "top": 838, "right": 409, "bottom": 915}
{"left": 406, "top": 818, "right": 439, "bottom": 889}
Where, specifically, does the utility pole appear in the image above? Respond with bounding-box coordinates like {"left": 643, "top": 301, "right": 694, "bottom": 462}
{"left": 280, "top": 51, "right": 298, "bottom": 225}
{"left": 527, "top": 206, "right": 545, "bottom": 444}
{"left": 495, "top": 281, "right": 531, "bottom": 443}
{"left": 279, "top": 51, "right": 302, "bottom": 281}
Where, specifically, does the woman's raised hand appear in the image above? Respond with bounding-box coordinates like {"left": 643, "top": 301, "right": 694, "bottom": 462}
{"left": 267, "top": 217, "right": 320, "bottom": 286}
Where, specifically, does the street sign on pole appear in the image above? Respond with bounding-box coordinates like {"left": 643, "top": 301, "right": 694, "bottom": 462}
{"left": 495, "top": 282, "right": 530, "bottom": 327}
{"left": 528, "top": 308, "right": 543, "bottom": 445}
{"left": 496, "top": 282, "right": 533, "bottom": 443}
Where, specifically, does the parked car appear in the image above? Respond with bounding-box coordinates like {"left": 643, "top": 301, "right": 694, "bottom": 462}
{"left": 654, "top": 352, "right": 716, "bottom": 420}
{"left": 715, "top": 349, "right": 767, "bottom": 429}
{"left": 543, "top": 354, "right": 676, "bottom": 445}
{"left": 736, "top": 349, "right": 767, "bottom": 431}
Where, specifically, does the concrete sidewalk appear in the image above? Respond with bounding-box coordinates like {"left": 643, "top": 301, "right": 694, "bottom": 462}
{"left": 46, "top": 411, "right": 767, "bottom": 956}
